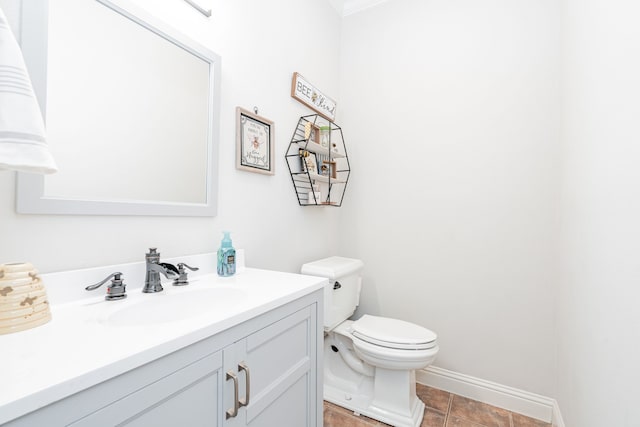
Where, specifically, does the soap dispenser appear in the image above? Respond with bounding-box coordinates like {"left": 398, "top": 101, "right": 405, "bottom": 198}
{"left": 217, "top": 231, "right": 236, "bottom": 277}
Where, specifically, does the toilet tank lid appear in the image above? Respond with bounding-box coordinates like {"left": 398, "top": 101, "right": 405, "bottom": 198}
{"left": 301, "top": 256, "right": 364, "bottom": 279}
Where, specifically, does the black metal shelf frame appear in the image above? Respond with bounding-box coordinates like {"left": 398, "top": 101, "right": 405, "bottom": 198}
{"left": 285, "top": 115, "right": 351, "bottom": 206}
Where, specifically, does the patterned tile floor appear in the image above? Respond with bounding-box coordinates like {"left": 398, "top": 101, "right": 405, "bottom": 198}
{"left": 323, "top": 384, "right": 551, "bottom": 427}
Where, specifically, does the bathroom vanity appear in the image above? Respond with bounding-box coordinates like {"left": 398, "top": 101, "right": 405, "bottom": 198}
{"left": 0, "top": 255, "right": 326, "bottom": 427}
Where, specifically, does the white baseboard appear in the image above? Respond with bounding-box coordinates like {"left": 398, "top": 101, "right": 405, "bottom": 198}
{"left": 416, "top": 366, "right": 563, "bottom": 425}
{"left": 552, "top": 399, "right": 566, "bottom": 427}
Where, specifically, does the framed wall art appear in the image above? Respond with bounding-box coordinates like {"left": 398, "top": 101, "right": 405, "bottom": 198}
{"left": 291, "top": 72, "right": 336, "bottom": 122}
{"left": 299, "top": 149, "right": 318, "bottom": 174}
{"left": 236, "top": 107, "right": 275, "bottom": 175}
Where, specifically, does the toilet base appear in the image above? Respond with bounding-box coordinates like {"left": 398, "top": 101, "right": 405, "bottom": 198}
{"left": 324, "top": 381, "right": 425, "bottom": 427}
{"left": 324, "top": 336, "right": 426, "bottom": 427}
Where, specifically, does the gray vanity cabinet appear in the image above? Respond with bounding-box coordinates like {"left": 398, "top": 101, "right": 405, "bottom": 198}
{"left": 4, "top": 290, "right": 322, "bottom": 427}
{"left": 224, "top": 306, "right": 316, "bottom": 427}
{"left": 70, "top": 351, "right": 223, "bottom": 427}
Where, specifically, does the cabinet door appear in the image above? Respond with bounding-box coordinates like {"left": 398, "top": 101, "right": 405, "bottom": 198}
{"left": 70, "top": 350, "right": 223, "bottom": 427}
{"left": 224, "top": 306, "right": 317, "bottom": 427}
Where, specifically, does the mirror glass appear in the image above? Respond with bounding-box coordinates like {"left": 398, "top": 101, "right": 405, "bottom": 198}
{"left": 17, "top": 0, "right": 220, "bottom": 216}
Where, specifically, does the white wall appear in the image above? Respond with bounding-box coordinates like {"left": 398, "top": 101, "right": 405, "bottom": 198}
{"left": 338, "top": 0, "right": 562, "bottom": 397}
{"left": 557, "top": 0, "right": 640, "bottom": 425}
{"left": 0, "top": 0, "right": 342, "bottom": 274}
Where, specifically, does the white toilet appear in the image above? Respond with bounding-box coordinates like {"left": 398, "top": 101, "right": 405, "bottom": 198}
{"left": 301, "top": 257, "right": 439, "bottom": 427}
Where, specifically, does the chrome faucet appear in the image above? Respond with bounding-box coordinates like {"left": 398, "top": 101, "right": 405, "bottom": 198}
{"left": 85, "top": 272, "right": 127, "bottom": 300}
{"left": 143, "top": 248, "right": 179, "bottom": 293}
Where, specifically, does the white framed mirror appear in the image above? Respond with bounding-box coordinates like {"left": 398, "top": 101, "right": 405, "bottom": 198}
{"left": 16, "top": 0, "right": 221, "bottom": 216}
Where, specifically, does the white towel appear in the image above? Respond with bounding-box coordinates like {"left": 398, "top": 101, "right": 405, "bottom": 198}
{"left": 0, "top": 8, "right": 57, "bottom": 174}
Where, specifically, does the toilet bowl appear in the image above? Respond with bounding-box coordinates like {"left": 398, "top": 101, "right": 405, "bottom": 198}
{"left": 301, "top": 257, "right": 439, "bottom": 427}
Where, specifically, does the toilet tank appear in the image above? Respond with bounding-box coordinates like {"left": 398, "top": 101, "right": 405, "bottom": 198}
{"left": 301, "top": 256, "right": 364, "bottom": 331}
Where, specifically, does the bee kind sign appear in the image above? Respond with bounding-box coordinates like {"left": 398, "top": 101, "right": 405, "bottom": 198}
{"left": 290, "top": 72, "right": 336, "bottom": 122}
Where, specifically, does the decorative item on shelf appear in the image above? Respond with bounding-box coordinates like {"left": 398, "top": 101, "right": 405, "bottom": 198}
{"left": 301, "top": 150, "right": 319, "bottom": 174}
{"left": 305, "top": 122, "right": 325, "bottom": 144}
{"left": 311, "top": 126, "right": 322, "bottom": 145}
{"left": 307, "top": 185, "right": 321, "bottom": 205}
{"left": 304, "top": 121, "right": 312, "bottom": 139}
{"left": 303, "top": 122, "right": 325, "bottom": 146}
{"left": 322, "top": 160, "right": 337, "bottom": 179}
{"left": 319, "top": 126, "right": 331, "bottom": 148}
{"left": 236, "top": 107, "right": 275, "bottom": 175}
{"left": 0, "top": 262, "right": 52, "bottom": 335}
{"left": 290, "top": 72, "right": 336, "bottom": 122}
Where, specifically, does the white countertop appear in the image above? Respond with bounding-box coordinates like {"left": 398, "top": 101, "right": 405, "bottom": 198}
{"left": 0, "top": 255, "right": 326, "bottom": 425}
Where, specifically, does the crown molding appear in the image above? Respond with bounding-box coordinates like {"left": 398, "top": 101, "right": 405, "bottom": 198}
{"left": 342, "top": 0, "right": 392, "bottom": 16}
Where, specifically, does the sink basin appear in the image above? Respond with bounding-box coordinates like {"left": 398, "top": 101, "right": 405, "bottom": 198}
{"left": 102, "top": 287, "right": 247, "bottom": 327}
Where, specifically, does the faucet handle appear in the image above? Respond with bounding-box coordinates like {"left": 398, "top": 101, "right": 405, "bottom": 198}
{"left": 159, "top": 263, "right": 179, "bottom": 277}
{"left": 173, "top": 263, "right": 199, "bottom": 286}
{"left": 86, "top": 272, "right": 127, "bottom": 301}
{"left": 177, "top": 263, "right": 199, "bottom": 272}
{"left": 146, "top": 248, "right": 160, "bottom": 263}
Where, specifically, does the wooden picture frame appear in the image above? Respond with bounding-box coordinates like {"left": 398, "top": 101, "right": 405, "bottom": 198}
{"left": 310, "top": 125, "right": 321, "bottom": 145}
{"left": 321, "top": 160, "right": 337, "bottom": 179}
{"left": 291, "top": 72, "right": 336, "bottom": 122}
{"left": 303, "top": 121, "right": 324, "bottom": 146}
{"left": 236, "top": 107, "right": 275, "bottom": 175}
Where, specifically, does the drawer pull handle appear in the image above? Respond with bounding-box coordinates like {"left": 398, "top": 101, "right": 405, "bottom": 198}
{"left": 226, "top": 371, "right": 239, "bottom": 419}
{"left": 239, "top": 362, "right": 250, "bottom": 407}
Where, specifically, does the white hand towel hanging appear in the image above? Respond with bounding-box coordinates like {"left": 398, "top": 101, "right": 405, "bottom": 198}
{"left": 0, "top": 8, "right": 57, "bottom": 174}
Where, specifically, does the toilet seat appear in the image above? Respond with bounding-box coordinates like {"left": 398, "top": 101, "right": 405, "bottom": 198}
{"left": 352, "top": 315, "right": 437, "bottom": 350}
